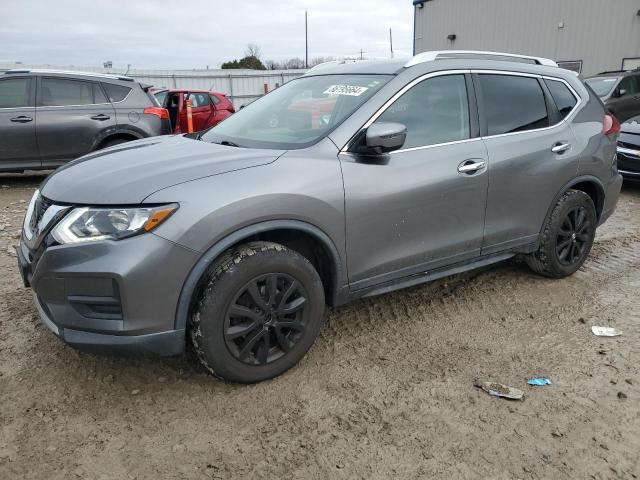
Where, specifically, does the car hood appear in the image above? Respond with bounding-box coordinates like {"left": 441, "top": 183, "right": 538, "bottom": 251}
{"left": 40, "top": 135, "right": 284, "bottom": 204}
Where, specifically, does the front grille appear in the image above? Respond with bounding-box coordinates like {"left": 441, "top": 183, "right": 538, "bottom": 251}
{"left": 29, "top": 194, "right": 53, "bottom": 232}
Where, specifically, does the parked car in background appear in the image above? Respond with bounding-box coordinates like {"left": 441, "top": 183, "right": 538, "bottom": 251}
{"left": 585, "top": 69, "right": 640, "bottom": 123}
{"left": 153, "top": 89, "right": 235, "bottom": 133}
{"left": 617, "top": 115, "right": 640, "bottom": 182}
{"left": 19, "top": 51, "right": 622, "bottom": 383}
{"left": 0, "top": 69, "right": 171, "bottom": 172}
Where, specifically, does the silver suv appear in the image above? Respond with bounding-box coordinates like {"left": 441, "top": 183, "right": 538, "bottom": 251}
{"left": 0, "top": 69, "right": 170, "bottom": 172}
{"left": 18, "top": 51, "right": 622, "bottom": 383}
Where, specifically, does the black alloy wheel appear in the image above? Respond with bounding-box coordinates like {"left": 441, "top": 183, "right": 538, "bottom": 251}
{"left": 555, "top": 206, "right": 592, "bottom": 265}
{"left": 224, "top": 273, "right": 308, "bottom": 365}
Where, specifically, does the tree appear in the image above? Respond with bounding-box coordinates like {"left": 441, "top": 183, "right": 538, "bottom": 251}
{"left": 245, "top": 43, "right": 262, "bottom": 60}
{"left": 221, "top": 55, "right": 266, "bottom": 70}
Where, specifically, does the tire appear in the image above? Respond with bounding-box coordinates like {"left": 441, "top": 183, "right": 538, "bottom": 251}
{"left": 526, "top": 189, "right": 597, "bottom": 278}
{"left": 189, "top": 241, "right": 326, "bottom": 383}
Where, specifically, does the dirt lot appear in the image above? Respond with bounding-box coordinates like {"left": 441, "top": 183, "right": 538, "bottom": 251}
{"left": 0, "top": 173, "right": 638, "bottom": 480}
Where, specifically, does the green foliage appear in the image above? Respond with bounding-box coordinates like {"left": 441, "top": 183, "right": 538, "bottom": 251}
{"left": 221, "top": 56, "right": 266, "bottom": 70}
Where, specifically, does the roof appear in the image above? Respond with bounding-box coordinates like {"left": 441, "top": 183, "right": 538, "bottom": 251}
{"left": 2, "top": 68, "right": 134, "bottom": 82}
{"left": 303, "top": 50, "right": 559, "bottom": 77}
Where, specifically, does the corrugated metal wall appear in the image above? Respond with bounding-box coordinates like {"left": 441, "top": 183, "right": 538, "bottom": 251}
{"left": 414, "top": 0, "right": 640, "bottom": 76}
{"left": 0, "top": 64, "right": 306, "bottom": 108}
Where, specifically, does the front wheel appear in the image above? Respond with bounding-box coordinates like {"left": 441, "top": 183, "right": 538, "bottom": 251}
{"left": 189, "top": 242, "right": 326, "bottom": 383}
{"left": 526, "top": 189, "right": 597, "bottom": 278}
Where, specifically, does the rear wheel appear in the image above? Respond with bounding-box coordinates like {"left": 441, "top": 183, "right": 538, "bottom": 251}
{"left": 526, "top": 189, "right": 597, "bottom": 278}
{"left": 189, "top": 242, "right": 325, "bottom": 383}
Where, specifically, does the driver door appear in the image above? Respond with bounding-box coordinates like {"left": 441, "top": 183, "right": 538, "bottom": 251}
{"left": 340, "top": 73, "right": 489, "bottom": 290}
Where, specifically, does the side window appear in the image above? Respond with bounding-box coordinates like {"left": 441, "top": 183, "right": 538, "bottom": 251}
{"left": 187, "top": 92, "right": 210, "bottom": 107}
{"left": 209, "top": 94, "right": 220, "bottom": 105}
{"left": 102, "top": 83, "right": 132, "bottom": 103}
{"left": 617, "top": 77, "right": 638, "bottom": 97}
{"left": 0, "top": 78, "right": 33, "bottom": 108}
{"left": 544, "top": 79, "right": 578, "bottom": 120}
{"left": 376, "top": 74, "right": 470, "bottom": 149}
{"left": 479, "top": 74, "right": 549, "bottom": 136}
{"left": 40, "top": 78, "right": 95, "bottom": 106}
{"left": 93, "top": 84, "right": 108, "bottom": 104}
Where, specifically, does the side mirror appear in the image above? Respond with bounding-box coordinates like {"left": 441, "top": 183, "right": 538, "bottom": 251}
{"left": 365, "top": 122, "right": 407, "bottom": 154}
{"left": 614, "top": 88, "right": 627, "bottom": 98}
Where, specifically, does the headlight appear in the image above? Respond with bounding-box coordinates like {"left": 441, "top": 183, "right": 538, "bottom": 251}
{"left": 51, "top": 204, "right": 178, "bottom": 245}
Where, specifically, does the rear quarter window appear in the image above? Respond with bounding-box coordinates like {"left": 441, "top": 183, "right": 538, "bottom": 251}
{"left": 544, "top": 79, "right": 578, "bottom": 120}
{"left": 102, "top": 83, "right": 132, "bottom": 103}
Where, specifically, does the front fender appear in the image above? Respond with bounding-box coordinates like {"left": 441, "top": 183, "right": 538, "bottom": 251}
{"left": 171, "top": 219, "right": 346, "bottom": 331}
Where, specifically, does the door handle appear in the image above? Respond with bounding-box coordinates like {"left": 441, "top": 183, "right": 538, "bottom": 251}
{"left": 458, "top": 160, "right": 486, "bottom": 174}
{"left": 90, "top": 114, "right": 111, "bottom": 121}
{"left": 10, "top": 116, "right": 33, "bottom": 123}
{"left": 551, "top": 142, "right": 571, "bottom": 154}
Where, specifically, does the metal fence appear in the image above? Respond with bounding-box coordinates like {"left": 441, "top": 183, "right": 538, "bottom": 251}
{"left": 0, "top": 64, "right": 307, "bottom": 108}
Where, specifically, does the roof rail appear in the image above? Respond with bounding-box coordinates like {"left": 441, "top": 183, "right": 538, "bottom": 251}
{"left": 405, "top": 50, "right": 558, "bottom": 68}
{"left": 2, "top": 69, "right": 135, "bottom": 82}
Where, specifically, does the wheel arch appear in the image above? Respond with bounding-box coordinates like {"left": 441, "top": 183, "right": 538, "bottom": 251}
{"left": 91, "top": 126, "right": 146, "bottom": 151}
{"left": 174, "top": 220, "right": 347, "bottom": 331}
{"left": 541, "top": 176, "right": 605, "bottom": 237}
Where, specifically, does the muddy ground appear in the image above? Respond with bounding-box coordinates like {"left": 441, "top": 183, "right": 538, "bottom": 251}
{"left": 0, "top": 173, "right": 638, "bottom": 480}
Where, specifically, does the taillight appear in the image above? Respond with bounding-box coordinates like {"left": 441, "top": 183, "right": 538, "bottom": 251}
{"left": 603, "top": 113, "right": 621, "bottom": 136}
{"left": 143, "top": 107, "right": 169, "bottom": 120}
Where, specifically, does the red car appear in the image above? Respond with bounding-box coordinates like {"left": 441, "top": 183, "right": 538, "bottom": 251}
{"left": 153, "top": 89, "right": 235, "bottom": 133}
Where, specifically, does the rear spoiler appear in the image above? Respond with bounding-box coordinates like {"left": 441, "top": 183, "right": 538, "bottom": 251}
{"left": 139, "top": 83, "right": 154, "bottom": 91}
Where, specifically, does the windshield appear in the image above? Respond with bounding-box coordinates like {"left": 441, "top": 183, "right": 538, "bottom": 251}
{"left": 585, "top": 77, "right": 619, "bottom": 97}
{"left": 201, "top": 74, "right": 392, "bottom": 149}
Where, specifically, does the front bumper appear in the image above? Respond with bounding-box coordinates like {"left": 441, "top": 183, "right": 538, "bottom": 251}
{"left": 18, "top": 232, "right": 199, "bottom": 356}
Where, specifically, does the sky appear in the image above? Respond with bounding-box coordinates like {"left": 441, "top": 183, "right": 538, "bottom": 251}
{"left": 1, "top": 0, "right": 414, "bottom": 70}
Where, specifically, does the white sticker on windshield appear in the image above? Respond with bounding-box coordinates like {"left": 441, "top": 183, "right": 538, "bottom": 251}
{"left": 324, "top": 85, "right": 369, "bottom": 96}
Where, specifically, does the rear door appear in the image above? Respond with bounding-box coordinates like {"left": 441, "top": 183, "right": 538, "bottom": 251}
{"left": 478, "top": 72, "right": 580, "bottom": 254}
{"left": 209, "top": 94, "right": 233, "bottom": 126}
{"left": 182, "top": 92, "right": 214, "bottom": 132}
{"left": 0, "top": 76, "right": 39, "bottom": 170}
{"left": 36, "top": 76, "right": 116, "bottom": 166}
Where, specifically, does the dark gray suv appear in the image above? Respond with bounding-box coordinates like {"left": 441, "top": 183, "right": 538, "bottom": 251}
{"left": 0, "top": 69, "right": 170, "bottom": 172}
{"left": 18, "top": 51, "right": 622, "bottom": 383}
{"left": 585, "top": 69, "right": 640, "bottom": 123}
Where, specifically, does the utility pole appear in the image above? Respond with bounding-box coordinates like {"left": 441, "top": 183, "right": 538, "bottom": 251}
{"left": 389, "top": 28, "right": 394, "bottom": 58}
{"left": 305, "top": 10, "right": 309, "bottom": 69}
{"left": 360, "top": 48, "right": 364, "bottom": 60}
